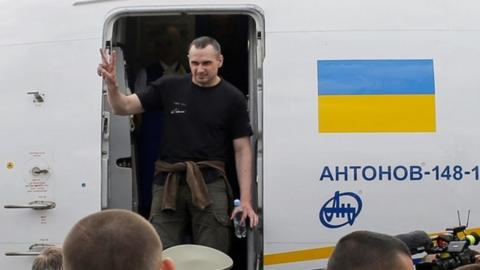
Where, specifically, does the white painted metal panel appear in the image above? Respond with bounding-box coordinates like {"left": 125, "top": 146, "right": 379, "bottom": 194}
{"left": 1, "top": 243, "right": 46, "bottom": 269}
{"left": 4, "top": 0, "right": 480, "bottom": 269}
{"left": 0, "top": 36, "right": 101, "bottom": 268}
{"left": 263, "top": 30, "right": 480, "bottom": 268}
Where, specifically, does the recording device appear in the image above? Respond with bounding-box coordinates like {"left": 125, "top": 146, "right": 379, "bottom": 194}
{"left": 396, "top": 211, "right": 480, "bottom": 270}
{"left": 396, "top": 230, "right": 433, "bottom": 255}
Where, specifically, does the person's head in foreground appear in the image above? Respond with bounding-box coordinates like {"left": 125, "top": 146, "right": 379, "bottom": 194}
{"left": 327, "top": 230, "right": 413, "bottom": 270}
{"left": 32, "top": 246, "right": 63, "bottom": 270}
{"left": 62, "top": 209, "right": 175, "bottom": 270}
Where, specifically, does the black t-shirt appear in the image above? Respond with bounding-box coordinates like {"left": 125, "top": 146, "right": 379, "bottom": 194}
{"left": 136, "top": 74, "right": 253, "bottom": 163}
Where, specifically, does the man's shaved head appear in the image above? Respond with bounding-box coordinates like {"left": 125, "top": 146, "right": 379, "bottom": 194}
{"left": 63, "top": 209, "right": 163, "bottom": 270}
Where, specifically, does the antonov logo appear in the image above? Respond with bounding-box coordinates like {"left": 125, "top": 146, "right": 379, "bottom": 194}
{"left": 319, "top": 191, "right": 363, "bottom": 228}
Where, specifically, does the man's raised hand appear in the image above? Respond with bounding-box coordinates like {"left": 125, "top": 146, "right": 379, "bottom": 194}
{"left": 97, "top": 48, "right": 118, "bottom": 91}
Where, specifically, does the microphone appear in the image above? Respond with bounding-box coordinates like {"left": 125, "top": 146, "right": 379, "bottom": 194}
{"left": 465, "top": 232, "right": 480, "bottom": 246}
{"left": 395, "top": 230, "right": 432, "bottom": 255}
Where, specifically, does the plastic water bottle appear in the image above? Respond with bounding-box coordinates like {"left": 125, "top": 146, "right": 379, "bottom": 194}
{"left": 233, "top": 199, "right": 247, "bottom": 238}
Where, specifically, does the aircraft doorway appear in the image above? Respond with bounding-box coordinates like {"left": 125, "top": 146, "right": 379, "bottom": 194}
{"left": 103, "top": 7, "right": 264, "bottom": 270}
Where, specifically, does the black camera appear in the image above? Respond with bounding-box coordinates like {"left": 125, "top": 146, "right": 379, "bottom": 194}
{"left": 398, "top": 226, "right": 480, "bottom": 270}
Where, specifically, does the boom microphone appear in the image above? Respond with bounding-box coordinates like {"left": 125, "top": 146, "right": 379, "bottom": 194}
{"left": 395, "top": 230, "right": 432, "bottom": 255}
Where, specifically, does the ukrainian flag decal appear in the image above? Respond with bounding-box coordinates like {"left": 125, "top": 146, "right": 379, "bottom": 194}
{"left": 317, "top": 60, "right": 436, "bottom": 133}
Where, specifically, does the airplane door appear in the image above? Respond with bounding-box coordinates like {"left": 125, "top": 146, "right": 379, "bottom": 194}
{"left": 100, "top": 42, "right": 135, "bottom": 211}
{"left": 0, "top": 39, "right": 101, "bottom": 268}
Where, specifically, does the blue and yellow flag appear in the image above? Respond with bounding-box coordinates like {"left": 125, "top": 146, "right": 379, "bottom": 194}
{"left": 317, "top": 59, "right": 436, "bottom": 133}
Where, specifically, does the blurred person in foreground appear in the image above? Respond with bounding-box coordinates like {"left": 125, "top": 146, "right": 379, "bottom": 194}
{"left": 62, "top": 209, "right": 175, "bottom": 270}
{"left": 32, "top": 246, "right": 63, "bottom": 270}
{"left": 327, "top": 230, "right": 413, "bottom": 270}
